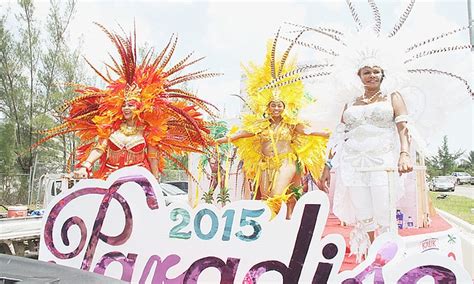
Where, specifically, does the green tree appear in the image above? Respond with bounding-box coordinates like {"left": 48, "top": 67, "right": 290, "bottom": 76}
{"left": 458, "top": 150, "right": 474, "bottom": 174}
{"left": 18, "top": 0, "right": 41, "bottom": 174}
{"left": 165, "top": 154, "right": 189, "bottom": 170}
{"left": 0, "top": 0, "right": 84, "bottom": 203}
{"left": 35, "top": 0, "right": 85, "bottom": 173}
{"left": 0, "top": 12, "right": 29, "bottom": 172}
{"left": 426, "top": 136, "right": 464, "bottom": 176}
{"left": 0, "top": 123, "right": 16, "bottom": 174}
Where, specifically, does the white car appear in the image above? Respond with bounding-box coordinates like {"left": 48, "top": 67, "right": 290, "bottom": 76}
{"left": 430, "top": 176, "right": 456, "bottom": 192}
{"left": 159, "top": 183, "right": 188, "bottom": 205}
{"left": 451, "top": 172, "right": 472, "bottom": 185}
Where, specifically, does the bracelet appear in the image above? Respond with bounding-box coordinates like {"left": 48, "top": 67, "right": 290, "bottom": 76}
{"left": 400, "top": 151, "right": 410, "bottom": 157}
{"left": 82, "top": 161, "right": 92, "bottom": 170}
{"left": 325, "top": 159, "right": 333, "bottom": 169}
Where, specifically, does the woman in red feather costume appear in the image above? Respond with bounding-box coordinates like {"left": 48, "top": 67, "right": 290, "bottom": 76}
{"left": 38, "top": 24, "right": 219, "bottom": 179}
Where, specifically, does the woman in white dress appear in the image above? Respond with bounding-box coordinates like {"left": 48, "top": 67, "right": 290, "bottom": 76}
{"left": 320, "top": 65, "right": 413, "bottom": 262}
{"left": 271, "top": 0, "right": 472, "bottom": 263}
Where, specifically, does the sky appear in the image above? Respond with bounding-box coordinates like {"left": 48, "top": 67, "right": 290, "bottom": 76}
{"left": 2, "top": 0, "right": 473, "bottom": 156}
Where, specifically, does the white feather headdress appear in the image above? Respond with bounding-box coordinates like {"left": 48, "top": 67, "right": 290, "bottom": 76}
{"left": 266, "top": 0, "right": 472, "bottom": 149}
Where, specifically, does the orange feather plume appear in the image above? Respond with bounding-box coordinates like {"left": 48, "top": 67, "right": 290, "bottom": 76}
{"left": 37, "top": 23, "right": 220, "bottom": 176}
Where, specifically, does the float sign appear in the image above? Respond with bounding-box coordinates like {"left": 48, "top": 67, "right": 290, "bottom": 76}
{"left": 39, "top": 167, "right": 470, "bottom": 283}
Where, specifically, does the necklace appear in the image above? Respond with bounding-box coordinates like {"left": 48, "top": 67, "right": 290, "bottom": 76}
{"left": 270, "top": 117, "right": 282, "bottom": 126}
{"left": 361, "top": 90, "right": 382, "bottom": 104}
{"left": 120, "top": 123, "right": 139, "bottom": 136}
{"left": 272, "top": 120, "right": 282, "bottom": 129}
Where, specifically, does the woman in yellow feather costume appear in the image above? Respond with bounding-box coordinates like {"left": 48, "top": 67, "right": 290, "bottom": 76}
{"left": 217, "top": 38, "right": 329, "bottom": 217}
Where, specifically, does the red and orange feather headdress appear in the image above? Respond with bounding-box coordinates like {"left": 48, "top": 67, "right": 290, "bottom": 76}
{"left": 38, "top": 23, "right": 220, "bottom": 174}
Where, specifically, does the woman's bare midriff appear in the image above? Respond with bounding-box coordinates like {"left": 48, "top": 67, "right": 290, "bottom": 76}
{"left": 261, "top": 140, "right": 292, "bottom": 157}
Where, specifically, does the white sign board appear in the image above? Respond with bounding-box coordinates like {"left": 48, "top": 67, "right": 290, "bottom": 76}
{"left": 39, "top": 167, "right": 470, "bottom": 283}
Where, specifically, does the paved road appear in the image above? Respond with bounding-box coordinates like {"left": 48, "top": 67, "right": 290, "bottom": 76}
{"left": 431, "top": 184, "right": 473, "bottom": 199}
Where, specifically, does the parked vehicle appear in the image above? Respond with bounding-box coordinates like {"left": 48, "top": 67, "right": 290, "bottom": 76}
{"left": 429, "top": 176, "right": 456, "bottom": 192}
{"left": 451, "top": 172, "right": 472, "bottom": 185}
{"left": 39, "top": 173, "right": 80, "bottom": 207}
{"left": 160, "top": 183, "right": 188, "bottom": 205}
{"left": 0, "top": 174, "right": 79, "bottom": 256}
{"left": 165, "top": 181, "right": 188, "bottom": 193}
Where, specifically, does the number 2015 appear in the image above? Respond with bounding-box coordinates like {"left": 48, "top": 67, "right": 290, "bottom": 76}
{"left": 169, "top": 208, "right": 264, "bottom": 242}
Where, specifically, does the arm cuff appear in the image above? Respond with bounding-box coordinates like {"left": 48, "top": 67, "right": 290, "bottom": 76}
{"left": 394, "top": 114, "right": 409, "bottom": 124}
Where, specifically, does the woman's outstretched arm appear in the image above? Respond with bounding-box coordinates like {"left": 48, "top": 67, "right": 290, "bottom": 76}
{"left": 294, "top": 124, "right": 330, "bottom": 138}
{"left": 215, "top": 131, "right": 255, "bottom": 145}
{"left": 74, "top": 138, "right": 107, "bottom": 178}
{"left": 319, "top": 104, "right": 347, "bottom": 192}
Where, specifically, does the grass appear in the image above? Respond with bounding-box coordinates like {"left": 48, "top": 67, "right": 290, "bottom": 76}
{"left": 429, "top": 192, "right": 474, "bottom": 224}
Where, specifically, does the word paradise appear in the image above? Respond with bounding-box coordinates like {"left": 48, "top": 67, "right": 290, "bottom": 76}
{"left": 39, "top": 167, "right": 470, "bottom": 283}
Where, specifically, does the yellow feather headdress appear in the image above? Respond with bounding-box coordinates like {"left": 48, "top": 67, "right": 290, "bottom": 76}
{"left": 242, "top": 35, "right": 307, "bottom": 125}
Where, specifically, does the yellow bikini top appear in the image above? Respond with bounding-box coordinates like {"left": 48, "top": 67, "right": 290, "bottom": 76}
{"left": 259, "top": 122, "right": 295, "bottom": 143}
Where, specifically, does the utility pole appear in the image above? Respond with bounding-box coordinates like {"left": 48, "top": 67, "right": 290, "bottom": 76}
{"left": 469, "top": 0, "right": 474, "bottom": 50}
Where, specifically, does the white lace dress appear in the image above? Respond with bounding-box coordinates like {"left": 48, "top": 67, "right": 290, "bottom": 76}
{"left": 331, "top": 98, "right": 403, "bottom": 261}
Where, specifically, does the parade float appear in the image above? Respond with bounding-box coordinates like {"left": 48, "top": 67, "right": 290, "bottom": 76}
{"left": 32, "top": 0, "right": 473, "bottom": 282}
